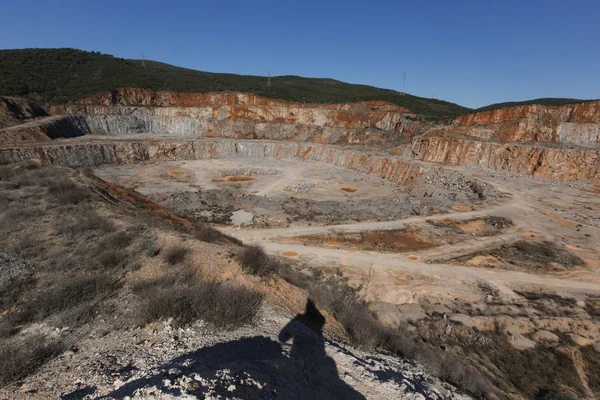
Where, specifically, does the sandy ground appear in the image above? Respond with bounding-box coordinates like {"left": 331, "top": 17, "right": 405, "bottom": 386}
{"left": 95, "top": 158, "right": 399, "bottom": 200}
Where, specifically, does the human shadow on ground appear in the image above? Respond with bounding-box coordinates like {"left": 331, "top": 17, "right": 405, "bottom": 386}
{"left": 97, "top": 299, "right": 428, "bottom": 399}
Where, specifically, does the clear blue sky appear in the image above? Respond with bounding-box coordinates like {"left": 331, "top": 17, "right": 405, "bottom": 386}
{"left": 1, "top": 0, "right": 599, "bottom": 108}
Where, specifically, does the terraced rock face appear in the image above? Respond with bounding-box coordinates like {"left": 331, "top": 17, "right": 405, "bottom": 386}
{"left": 50, "top": 89, "right": 422, "bottom": 144}
{"left": 2, "top": 90, "right": 599, "bottom": 188}
{"left": 410, "top": 136, "right": 600, "bottom": 186}
{"left": 434, "top": 101, "right": 600, "bottom": 146}
{"left": 0, "top": 139, "right": 429, "bottom": 187}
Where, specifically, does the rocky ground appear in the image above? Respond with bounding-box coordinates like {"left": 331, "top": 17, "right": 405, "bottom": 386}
{"left": 94, "top": 159, "right": 496, "bottom": 228}
{"left": 7, "top": 308, "right": 468, "bottom": 400}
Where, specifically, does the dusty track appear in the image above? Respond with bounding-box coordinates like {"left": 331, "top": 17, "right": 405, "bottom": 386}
{"left": 224, "top": 167, "right": 600, "bottom": 294}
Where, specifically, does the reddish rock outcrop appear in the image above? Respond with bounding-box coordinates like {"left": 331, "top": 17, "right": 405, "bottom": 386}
{"left": 49, "top": 89, "right": 422, "bottom": 144}
{"left": 431, "top": 101, "right": 600, "bottom": 146}
{"left": 410, "top": 137, "right": 600, "bottom": 186}
{"left": 4, "top": 90, "right": 599, "bottom": 188}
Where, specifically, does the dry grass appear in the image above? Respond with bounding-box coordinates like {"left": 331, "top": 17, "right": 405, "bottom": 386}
{"left": 194, "top": 225, "right": 222, "bottom": 243}
{"left": 47, "top": 179, "right": 89, "bottom": 205}
{"left": 277, "top": 262, "right": 501, "bottom": 399}
{"left": 133, "top": 263, "right": 263, "bottom": 328}
{"left": 239, "top": 245, "right": 278, "bottom": 277}
{"left": 0, "top": 335, "right": 67, "bottom": 386}
{"left": 9, "top": 273, "right": 119, "bottom": 329}
{"left": 164, "top": 246, "right": 189, "bottom": 265}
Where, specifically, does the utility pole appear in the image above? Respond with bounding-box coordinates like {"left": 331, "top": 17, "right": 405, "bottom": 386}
{"left": 267, "top": 69, "right": 271, "bottom": 88}
{"left": 141, "top": 52, "right": 145, "bottom": 67}
{"left": 402, "top": 71, "right": 406, "bottom": 92}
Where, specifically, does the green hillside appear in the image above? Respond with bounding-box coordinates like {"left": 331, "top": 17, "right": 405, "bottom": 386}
{"left": 0, "top": 48, "right": 471, "bottom": 119}
{"left": 476, "top": 97, "right": 596, "bottom": 112}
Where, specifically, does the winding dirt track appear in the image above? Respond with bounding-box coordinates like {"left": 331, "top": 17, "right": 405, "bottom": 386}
{"left": 224, "top": 167, "right": 600, "bottom": 295}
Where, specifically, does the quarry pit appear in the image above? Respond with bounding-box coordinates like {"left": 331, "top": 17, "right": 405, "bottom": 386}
{"left": 2, "top": 90, "right": 600, "bottom": 398}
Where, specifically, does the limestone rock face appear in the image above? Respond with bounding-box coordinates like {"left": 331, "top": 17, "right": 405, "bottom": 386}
{"left": 4, "top": 90, "right": 600, "bottom": 188}
{"left": 50, "top": 89, "right": 422, "bottom": 145}
{"left": 0, "top": 140, "right": 428, "bottom": 187}
{"left": 448, "top": 101, "right": 600, "bottom": 146}
{"left": 410, "top": 136, "right": 600, "bottom": 187}
{"left": 0, "top": 116, "right": 90, "bottom": 145}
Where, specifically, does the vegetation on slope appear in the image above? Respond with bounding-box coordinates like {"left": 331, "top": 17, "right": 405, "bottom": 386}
{"left": 476, "top": 97, "right": 596, "bottom": 112}
{"left": 0, "top": 161, "right": 262, "bottom": 385}
{"left": 0, "top": 48, "right": 472, "bottom": 119}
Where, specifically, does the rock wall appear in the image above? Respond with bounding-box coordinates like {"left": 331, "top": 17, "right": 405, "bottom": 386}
{"left": 411, "top": 136, "right": 600, "bottom": 186}
{"left": 434, "top": 101, "right": 600, "bottom": 146}
{"left": 0, "top": 139, "right": 426, "bottom": 187}
{"left": 4, "top": 91, "right": 599, "bottom": 188}
{"left": 50, "top": 89, "right": 422, "bottom": 144}
{"left": 0, "top": 96, "right": 48, "bottom": 129}
{"left": 48, "top": 106, "right": 414, "bottom": 144}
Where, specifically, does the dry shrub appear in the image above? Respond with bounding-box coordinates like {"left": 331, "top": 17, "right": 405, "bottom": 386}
{"left": 104, "top": 231, "right": 135, "bottom": 249}
{"left": 278, "top": 264, "right": 500, "bottom": 399}
{"left": 164, "top": 246, "right": 189, "bottom": 265}
{"left": 53, "top": 208, "right": 114, "bottom": 236}
{"left": 0, "top": 334, "right": 67, "bottom": 386}
{"left": 16, "top": 273, "right": 119, "bottom": 326}
{"left": 0, "top": 165, "right": 14, "bottom": 181}
{"left": 48, "top": 179, "right": 88, "bottom": 205}
{"left": 97, "top": 249, "right": 123, "bottom": 268}
{"left": 134, "top": 263, "right": 263, "bottom": 329}
{"left": 194, "top": 225, "right": 222, "bottom": 243}
{"left": 239, "top": 245, "right": 278, "bottom": 276}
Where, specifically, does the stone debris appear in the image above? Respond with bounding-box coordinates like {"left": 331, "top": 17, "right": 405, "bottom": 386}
{"left": 16, "top": 310, "right": 472, "bottom": 400}
{"left": 230, "top": 210, "right": 254, "bottom": 226}
{"left": 218, "top": 168, "right": 279, "bottom": 177}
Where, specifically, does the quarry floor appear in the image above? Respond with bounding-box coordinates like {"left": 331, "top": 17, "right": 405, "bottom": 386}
{"left": 2, "top": 129, "right": 600, "bottom": 397}
{"left": 95, "top": 155, "right": 600, "bottom": 352}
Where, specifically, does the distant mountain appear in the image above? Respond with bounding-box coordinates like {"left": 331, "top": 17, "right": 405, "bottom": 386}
{"left": 476, "top": 98, "right": 597, "bottom": 112}
{"left": 0, "top": 48, "right": 471, "bottom": 119}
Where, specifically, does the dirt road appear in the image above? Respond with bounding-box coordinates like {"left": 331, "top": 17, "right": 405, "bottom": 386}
{"left": 224, "top": 166, "right": 600, "bottom": 294}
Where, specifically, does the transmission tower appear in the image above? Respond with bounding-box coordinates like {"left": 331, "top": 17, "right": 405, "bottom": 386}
{"left": 267, "top": 69, "right": 271, "bottom": 88}
{"left": 141, "top": 52, "right": 145, "bottom": 67}
{"left": 402, "top": 71, "right": 406, "bottom": 92}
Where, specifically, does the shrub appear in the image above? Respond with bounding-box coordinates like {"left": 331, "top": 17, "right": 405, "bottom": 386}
{"left": 81, "top": 166, "right": 95, "bottom": 177}
{"left": 278, "top": 264, "right": 500, "bottom": 399}
{"left": 0, "top": 334, "right": 67, "bottom": 386}
{"left": 22, "top": 273, "right": 118, "bottom": 323}
{"left": 53, "top": 209, "right": 114, "bottom": 236}
{"left": 164, "top": 246, "right": 189, "bottom": 265}
{"left": 48, "top": 179, "right": 89, "bottom": 205}
{"left": 194, "top": 225, "right": 222, "bottom": 243}
{"left": 103, "top": 231, "right": 134, "bottom": 249}
{"left": 239, "top": 245, "right": 278, "bottom": 276}
{"left": 97, "top": 249, "right": 122, "bottom": 268}
{"left": 135, "top": 264, "right": 263, "bottom": 328}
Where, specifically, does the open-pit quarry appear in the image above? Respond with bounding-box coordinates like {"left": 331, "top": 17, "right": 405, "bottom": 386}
{"left": 1, "top": 89, "right": 600, "bottom": 399}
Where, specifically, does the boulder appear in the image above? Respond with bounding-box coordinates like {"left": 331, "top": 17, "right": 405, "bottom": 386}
{"left": 230, "top": 210, "right": 253, "bottom": 226}
{"left": 508, "top": 334, "right": 536, "bottom": 350}
{"left": 569, "top": 334, "right": 595, "bottom": 347}
{"left": 368, "top": 302, "right": 403, "bottom": 329}
{"left": 397, "top": 303, "right": 427, "bottom": 323}
{"left": 532, "top": 330, "right": 560, "bottom": 344}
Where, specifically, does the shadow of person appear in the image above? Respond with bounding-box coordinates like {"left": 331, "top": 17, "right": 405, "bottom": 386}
{"left": 102, "top": 300, "right": 367, "bottom": 399}
{"left": 278, "top": 299, "right": 366, "bottom": 400}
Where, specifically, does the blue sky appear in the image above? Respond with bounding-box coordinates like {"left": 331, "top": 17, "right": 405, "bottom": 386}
{"left": 1, "top": 0, "right": 599, "bottom": 108}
